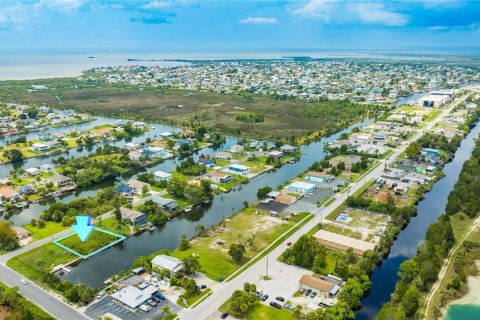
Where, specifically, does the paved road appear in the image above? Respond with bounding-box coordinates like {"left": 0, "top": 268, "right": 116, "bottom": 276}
{"left": 178, "top": 92, "right": 474, "bottom": 320}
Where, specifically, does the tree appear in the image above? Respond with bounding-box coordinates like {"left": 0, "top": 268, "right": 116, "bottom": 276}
{"left": 401, "top": 284, "right": 420, "bottom": 316}
{"left": 405, "top": 141, "right": 421, "bottom": 159}
{"left": 195, "top": 224, "right": 206, "bottom": 236}
{"left": 114, "top": 205, "right": 122, "bottom": 223}
{"left": 179, "top": 234, "right": 190, "bottom": 250}
{"left": 182, "top": 255, "right": 201, "bottom": 275}
{"left": 256, "top": 186, "right": 272, "bottom": 200}
{"left": 3, "top": 149, "right": 24, "bottom": 162}
{"left": 229, "top": 244, "right": 246, "bottom": 262}
{"left": 243, "top": 282, "right": 256, "bottom": 293}
{"left": 0, "top": 221, "right": 18, "bottom": 252}
{"left": 162, "top": 305, "right": 171, "bottom": 316}
{"left": 229, "top": 290, "right": 257, "bottom": 316}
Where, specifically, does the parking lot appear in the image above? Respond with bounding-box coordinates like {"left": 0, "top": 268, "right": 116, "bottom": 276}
{"left": 300, "top": 188, "right": 334, "bottom": 205}
{"left": 85, "top": 296, "right": 180, "bottom": 320}
{"left": 256, "top": 201, "right": 289, "bottom": 213}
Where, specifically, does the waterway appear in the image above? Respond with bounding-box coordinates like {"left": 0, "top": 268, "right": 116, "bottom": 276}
{"left": 444, "top": 304, "right": 480, "bottom": 320}
{"left": 355, "top": 121, "right": 480, "bottom": 320}
{"left": 60, "top": 118, "right": 374, "bottom": 287}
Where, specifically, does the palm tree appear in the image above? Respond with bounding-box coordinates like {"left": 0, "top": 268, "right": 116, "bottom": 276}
{"left": 161, "top": 305, "right": 171, "bottom": 316}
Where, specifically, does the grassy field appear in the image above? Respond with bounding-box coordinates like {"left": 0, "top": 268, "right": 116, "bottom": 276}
{"left": 0, "top": 81, "right": 383, "bottom": 141}
{"left": 57, "top": 229, "right": 120, "bottom": 256}
{"left": 24, "top": 221, "right": 69, "bottom": 240}
{"left": 7, "top": 243, "right": 76, "bottom": 281}
{"left": 170, "top": 209, "right": 309, "bottom": 281}
{"left": 96, "top": 216, "right": 131, "bottom": 236}
{"left": 220, "top": 299, "right": 295, "bottom": 320}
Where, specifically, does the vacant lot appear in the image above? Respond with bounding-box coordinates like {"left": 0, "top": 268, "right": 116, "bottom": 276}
{"left": 58, "top": 229, "right": 121, "bottom": 256}
{"left": 0, "top": 79, "right": 385, "bottom": 141}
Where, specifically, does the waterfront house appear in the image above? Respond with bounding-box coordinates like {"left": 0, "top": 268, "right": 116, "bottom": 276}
{"left": 287, "top": 181, "right": 316, "bottom": 194}
{"left": 12, "top": 227, "right": 30, "bottom": 240}
{"left": 32, "top": 143, "right": 49, "bottom": 152}
{"left": 267, "top": 151, "right": 283, "bottom": 159}
{"left": 198, "top": 156, "right": 214, "bottom": 167}
{"left": 48, "top": 174, "right": 75, "bottom": 188}
{"left": 209, "top": 171, "right": 233, "bottom": 184}
{"left": 227, "top": 164, "right": 250, "bottom": 175}
{"left": 19, "top": 185, "right": 35, "bottom": 195}
{"left": 0, "top": 187, "right": 20, "bottom": 202}
{"left": 280, "top": 144, "right": 296, "bottom": 153}
{"left": 215, "top": 151, "right": 232, "bottom": 161}
{"left": 120, "top": 207, "right": 147, "bottom": 225}
{"left": 40, "top": 164, "right": 55, "bottom": 173}
{"left": 151, "top": 254, "right": 184, "bottom": 274}
{"left": 160, "top": 132, "right": 175, "bottom": 139}
{"left": 132, "top": 121, "right": 146, "bottom": 129}
{"left": 127, "top": 179, "right": 150, "bottom": 194}
{"left": 153, "top": 171, "right": 172, "bottom": 181}
{"left": 136, "top": 195, "right": 179, "bottom": 212}
{"left": 25, "top": 167, "right": 41, "bottom": 176}
{"left": 116, "top": 184, "right": 135, "bottom": 198}
{"left": 229, "top": 144, "right": 244, "bottom": 154}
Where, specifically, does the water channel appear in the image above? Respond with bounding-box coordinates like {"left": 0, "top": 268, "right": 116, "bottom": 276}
{"left": 355, "top": 121, "right": 480, "bottom": 319}
{"left": 55, "top": 118, "right": 373, "bottom": 287}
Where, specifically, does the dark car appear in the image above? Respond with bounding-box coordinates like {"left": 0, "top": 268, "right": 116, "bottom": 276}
{"left": 200, "top": 284, "right": 207, "bottom": 289}
{"left": 260, "top": 294, "right": 269, "bottom": 302}
{"left": 310, "top": 292, "right": 317, "bottom": 298}
{"left": 154, "top": 293, "right": 166, "bottom": 301}
{"left": 304, "top": 289, "right": 312, "bottom": 296}
{"left": 152, "top": 296, "right": 161, "bottom": 303}
{"left": 269, "top": 302, "right": 281, "bottom": 309}
{"left": 287, "top": 241, "right": 292, "bottom": 246}
{"left": 276, "top": 296, "right": 285, "bottom": 302}
{"left": 221, "top": 312, "right": 229, "bottom": 319}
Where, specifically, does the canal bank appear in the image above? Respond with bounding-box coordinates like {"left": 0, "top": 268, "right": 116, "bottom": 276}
{"left": 59, "top": 118, "right": 374, "bottom": 287}
{"left": 355, "top": 120, "right": 480, "bottom": 320}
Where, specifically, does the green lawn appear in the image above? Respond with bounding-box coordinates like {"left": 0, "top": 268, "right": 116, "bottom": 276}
{"left": 241, "top": 156, "right": 268, "bottom": 173}
{"left": 177, "top": 288, "right": 212, "bottom": 308}
{"left": 24, "top": 221, "right": 69, "bottom": 240}
{"left": 170, "top": 209, "right": 310, "bottom": 281}
{"left": 57, "top": 229, "right": 120, "bottom": 256}
{"left": 220, "top": 301, "right": 295, "bottom": 320}
{"left": 7, "top": 243, "right": 76, "bottom": 281}
{"left": 96, "top": 216, "right": 131, "bottom": 236}
{"left": 424, "top": 109, "right": 442, "bottom": 122}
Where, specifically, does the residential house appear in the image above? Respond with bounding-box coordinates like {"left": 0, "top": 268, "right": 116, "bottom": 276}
{"left": 12, "top": 227, "right": 30, "bottom": 240}
{"left": 267, "top": 151, "right": 283, "bottom": 159}
{"left": 153, "top": 171, "right": 172, "bottom": 181}
{"left": 116, "top": 184, "right": 135, "bottom": 198}
{"left": 40, "top": 164, "right": 55, "bottom": 172}
{"left": 25, "top": 167, "right": 41, "bottom": 176}
{"left": 198, "top": 156, "right": 214, "bottom": 167}
{"left": 48, "top": 174, "right": 75, "bottom": 187}
{"left": 0, "top": 187, "right": 20, "bottom": 202}
{"left": 227, "top": 164, "right": 250, "bottom": 175}
{"left": 120, "top": 207, "right": 147, "bottom": 225}
{"left": 19, "top": 185, "right": 35, "bottom": 195}
{"left": 136, "top": 195, "right": 179, "bottom": 212}
{"left": 229, "top": 144, "right": 244, "bottom": 154}
{"left": 280, "top": 144, "right": 296, "bottom": 153}
{"left": 31, "top": 143, "right": 49, "bottom": 152}
{"left": 209, "top": 171, "right": 233, "bottom": 184}
{"left": 215, "top": 151, "right": 232, "bottom": 161}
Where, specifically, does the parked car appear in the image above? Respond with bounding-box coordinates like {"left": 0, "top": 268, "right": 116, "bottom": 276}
{"left": 140, "top": 304, "right": 151, "bottom": 312}
{"left": 269, "top": 301, "right": 281, "bottom": 309}
{"left": 286, "top": 241, "right": 292, "bottom": 246}
{"left": 154, "top": 292, "right": 166, "bottom": 300}
{"left": 200, "top": 284, "right": 207, "bottom": 289}
{"left": 276, "top": 296, "right": 285, "bottom": 302}
{"left": 147, "top": 299, "right": 157, "bottom": 307}
{"left": 19, "top": 279, "right": 28, "bottom": 285}
{"left": 152, "top": 296, "right": 161, "bottom": 303}
{"left": 304, "top": 289, "right": 312, "bottom": 296}
{"left": 284, "top": 303, "right": 294, "bottom": 311}
{"left": 260, "top": 294, "right": 269, "bottom": 302}
{"left": 299, "top": 288, "right": 306, "bottom": 294}
{"left": 310, "top": 292, "right": 317, "bottom": 298}
{"left": 221, "top": 312, "right": 229, "bottom": 319}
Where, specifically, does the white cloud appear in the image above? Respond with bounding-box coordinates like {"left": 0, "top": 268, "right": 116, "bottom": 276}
{"left": 142, "top": 1, "right": 174, "bottom": 9}
{"left": 349, "top": 2, "right": 408, "bottom": 26}
{"left": 238, "top": 17, "right": 278, "bottom": 25}
{"left": 428, "top": 25, "right": 449, "bottom": 31}
{"left": 0, "top": 3, "right": 39, "bottom": 30}
{"left": 35, "top": 0, "right": 85, "bottom": 12}
{"left": 292, "top": 0, "right": 335, "bottom": 21}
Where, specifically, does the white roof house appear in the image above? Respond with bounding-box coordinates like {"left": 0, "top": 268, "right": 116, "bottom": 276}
{"left": 153, "top": 171, "right": 172, "bottom": 180}
{"left": 151, "top": 254, "right": 184, "bottom": 274}
{"left": 111, "top": 285, "right": 157, "bottom": 309}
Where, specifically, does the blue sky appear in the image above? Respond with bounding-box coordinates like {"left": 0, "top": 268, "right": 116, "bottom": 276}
{"left": 0, "top": 0, "right": 479, "bottom": 51}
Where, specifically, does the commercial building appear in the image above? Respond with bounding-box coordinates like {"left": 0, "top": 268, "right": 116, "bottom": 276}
{"left": 299, "top": 275, "right": 339, "bottom": 298}
{"left": 151, "top": 254, "right": 184, "bottom": 274}
{"left": 111, "top": 285, "right": 158, "bottom": 309}
{"left": 418, "top": 94, "right": 449, "bottom": 108}
{"left": 305, "top": 171, "right": 333, "bottom": 183}
{"left": 287, "top": 181, "right": 316, "bottom": 194}
{"left": 313, "top": 230, "right": 375, "bottom": 256}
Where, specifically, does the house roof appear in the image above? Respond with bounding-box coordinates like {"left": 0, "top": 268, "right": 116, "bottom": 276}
{"left": 127, "top": 179, "right": 150, "bottom": 190}
{"left": 48, "top": 174, "right": 72, "bottom": 184}
{"left": 299, "top": 275, "right": 335, "bottom": 293}
{"left": 210, "top": 170, "right": 229, "bottom": 178}
{"left": 111, "top": 285, "right": 154, "bottom": 309}
{"left": 307, "top": 171, "right": 331, "bottom": 179}
{"left": 151, "top": 254, "right": 183, "bottom": 273}
{"left": 289, "top": 181, "right": 316, "bottom": 190}
{"left": 153, "top": 171, "right": 171, "bottom": 178}
{"left": 0, "top": 187, "right": 18, "bottom": 197}
{"left": 313, "top": 230, "right": 375, "bottom": 254}
{"left": 120, "top": 207, "right": 145, "bottom": 220}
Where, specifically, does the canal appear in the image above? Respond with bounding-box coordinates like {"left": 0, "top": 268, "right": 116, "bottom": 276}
{"left": 60, "top": 118, "right": 374, "bottom": 287}
{"left": 355, "top": 121, "right": 480, "bottom": 320}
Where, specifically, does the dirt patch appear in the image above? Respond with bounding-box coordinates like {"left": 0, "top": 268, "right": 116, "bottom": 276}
{"left": 0, "top": 306, "right": 11, "bottom": 320}
{"left": 252, "top": 215, "right": 283, "bottom": 233}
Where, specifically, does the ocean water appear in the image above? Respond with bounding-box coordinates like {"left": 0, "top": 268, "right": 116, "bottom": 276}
{"left": 445, "top": 304, "right": 480, "bottom": 320}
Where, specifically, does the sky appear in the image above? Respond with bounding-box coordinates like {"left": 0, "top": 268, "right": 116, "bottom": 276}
{"left": 0, "top": 0, "right": 480, "bottom": 52}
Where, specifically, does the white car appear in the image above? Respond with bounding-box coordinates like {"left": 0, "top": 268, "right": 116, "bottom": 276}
{"left": 20, "top": 279, "right": 28, "bottom": 285}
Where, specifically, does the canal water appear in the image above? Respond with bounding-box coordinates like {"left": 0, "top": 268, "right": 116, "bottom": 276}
{"left": 60, "top": 118, "right": 373, "bottom": 287}
{"left": 355, "top": 122, "right": 480, "bottom": 320}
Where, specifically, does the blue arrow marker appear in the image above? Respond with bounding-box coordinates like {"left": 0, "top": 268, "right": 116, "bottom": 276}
{"left": 72, "top": 215, "right": 95, "bottom": 242}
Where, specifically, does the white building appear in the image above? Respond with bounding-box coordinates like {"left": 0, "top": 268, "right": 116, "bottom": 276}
{"left": 111, "top": 285, "right": 157, "bottom": 309}
{"left": 153, "top": 171, "right": 172, "bottom": 181}
{"left": 151, "top": 254, "right": 184, "bottom": 274}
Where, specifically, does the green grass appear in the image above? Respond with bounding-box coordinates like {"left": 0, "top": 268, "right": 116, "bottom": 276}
{"left": 171, "top": 209, "right": 311, "bottom": 281}
{"left": 57, "top": 229, "right": 120, "bottom": 256}
{"left": 424, "top": 109, "right": 442, "bottom": 122}
{"left": 177, "top": 289, "right": 212, "bottom": 308}
{"left": 7, "top": 243, "right": 76, "bottom": 281}
{"left": 321, "top": 197, "right": 336, "bottom": 207}
{"left": 323, "top": 224, "right": 363, "bottom": 240}
{"left": 96, "top": 216, "right": 131, "bottom": 236}
{"left": 24, "top": 221, "right": 68, "bottom": 240}
{"left": 219, "top": 300, "right": 295, "bottom": 320}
